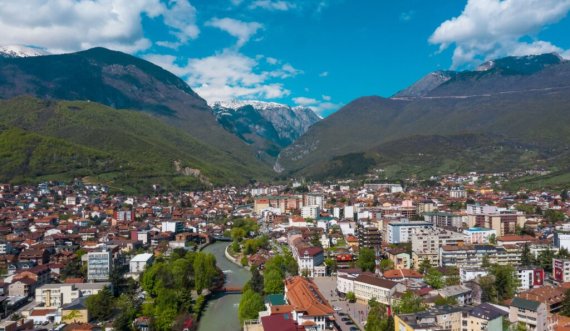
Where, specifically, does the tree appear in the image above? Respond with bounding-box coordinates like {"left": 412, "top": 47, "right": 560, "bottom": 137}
{"left": 365, "top": 298, "right": 387, "bottom": 331}
{"left": 434, "top": 296, "right": 457, "bottom": 306}
{"left": 249, "top": 266, "right": 264, "bottom": 294}
{"left": 545, "top": 209, "right": 565, "bottom": 223}
{"left": 241, "top": 256, "right": 249, "bottom": 267}
{"left": 562, "top": 189, "right": 569, "bottom": 202}
{"left": 488, "top": 234, "right": 497, "bottom": 245}
{"left": 357, "top": 248, "right": 376, "bottom": 272}
{"left": 193, "top": 252, "right": 217, "bottom": 293}
{"left": 561, "top": 289, "right": 570, "bottom": 317}
{"left": 559, "top": 247, "right": 570, "bottom": 259}
{"left": 264, "top": 269, "right": 284, "bottom": 294}
{"left": 521, "top": 243, "right": 534, "bottom": 266}
{"left": 418, "top": 258, "right": 431, "bottom": 274}
{"left": 238, "top": 289, "right": 265, "bottom": 323}
{"left": 479, "top": 275, "right": 498, "bottom": 303}
{"left": 85, "top": 286, "right": 114, "bottom": 321}
{"left": 379, "top": 259, "right": 395, "bottom": 272}
{"left": 324, "top": 258, "right": 338, "bottom": 275}
{"left": 538, "top": 248, "right": 556, "bottom": 272}
{"left": 424, "top": 268, "right": 444, "bottom": 289}
{"left": 231, "top": 227, "right": 246, "bottom": 242}
{"left": 393, "top": 291, "right": 426, "bottom": 314}
{"left": 481, "top": 254, "right": 491, "bottom": 268}
{"left": 346, "top": 291, "right": 356, "bottom": 303}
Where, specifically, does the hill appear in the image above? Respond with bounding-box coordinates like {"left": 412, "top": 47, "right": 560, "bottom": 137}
{"left": 0, "top": 97, "right": 269, "bottom": 192}
{"left": 278, "top": 53, "right": 570, "bottom": 182}
{"left": 0, "top": 47, "right": 270, "bottom": 173}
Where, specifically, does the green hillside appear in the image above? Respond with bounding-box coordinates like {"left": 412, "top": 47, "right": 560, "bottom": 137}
{"left": 0, "top": 97, "right": 270, "bottom": 192}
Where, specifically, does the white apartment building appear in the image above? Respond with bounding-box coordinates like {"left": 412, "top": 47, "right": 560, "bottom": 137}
{"left": 301, "top": 205, "right": 320, "bottom": 219}
{"left": 35, "top": 282, "right": 110, "bottom": 308}
{"left": 161, "top": 220, "right": 183, "bottom": 233}
{"left": 387, "top": 220, "right": 433, "bottom": 244}
{"left": 129, "top": 253, "right": 153, "bottom": 274}
{"left": 463, "top": 227, "right": 496, "bottom": 244}
{"left": 87, "top": 250, "right": 112, "bottom": 282}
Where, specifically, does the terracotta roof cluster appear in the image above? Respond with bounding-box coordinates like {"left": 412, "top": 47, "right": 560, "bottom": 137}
{"left": 285, "top": 276, "right": 334, "bottom": 317}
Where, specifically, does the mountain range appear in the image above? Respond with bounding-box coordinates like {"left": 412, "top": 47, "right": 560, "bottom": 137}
{"left": 277, "top": 53, "right": 570, "bottom": 186}
{"left": 211, "top": 100, "right": 319, "bottom": 162}
{"left": 1, "top": 47, "right": 570, "bottom": 190}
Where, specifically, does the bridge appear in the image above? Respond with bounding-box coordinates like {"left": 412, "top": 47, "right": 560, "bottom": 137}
{"left": 214, "top": 286, "right": 243, "bottom": 294}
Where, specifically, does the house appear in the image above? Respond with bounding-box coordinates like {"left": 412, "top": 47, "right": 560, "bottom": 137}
{"left": 434, "top": 285, "right": 473, "bottom": 305}
{"left": 462, "top": 303, "right": 508, "bottom": 331}
{"left": 284, "top": 276, "right": 334, "bottom": 331}
{"left": 395, "top": 305, "right": 464, "bottom": 331}
{"left": 509, "top": 297, "right": 548, "bottom": 331}
{"left": 385, "top": 248, "right": 411, "bottom": 270}
{"left": 129, "top": 253, "right": 153, "bottom": 275}
{"left": 8, "top": 278, "right": 36, "bottom": 297}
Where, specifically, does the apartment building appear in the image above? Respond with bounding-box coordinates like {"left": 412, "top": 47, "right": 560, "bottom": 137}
{"left": 87, "top": 250, "right": 112, "bottom": 282}
{"left": 553, "top": 258, "right": 570, "bottom": 283}
{"left": 423, "top": 211, "right": 465, "bottom": 228}
{"left": 386, "top": 220, "right": 433, "bottom": 244}
{"left": 509, "top": 297, "right": 548, "bottom": 331}
{"left": 35, "top": 282, "right": 110, "bottom": 308}
{"left": 357, "top": 224, "right": 382, "bottom": 250}
{"left": 254, "top": 195, "right": 303, "bottom": 214}
{"left": 395, "top": 305, "right": 464, "bottom": 331}
{"left": 461, "top": 303, "right": 508, "bottom": 331}
{"left": 411, "top": 227, "right": 465, "bottom": 267}
{"left": 439, "top": 245, "right": 521, "bottom": 268}
{"left": 462, "top": 227, "right": 496, "bottom": 244}
{"left": 129, "top": 253, "right": 153, "bottom": 274}
{"left": 468, "top": 210, "right": 526, "bottom": 237}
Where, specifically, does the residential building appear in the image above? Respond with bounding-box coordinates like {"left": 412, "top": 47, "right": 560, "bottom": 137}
{"left": 129, "top": 253, "right": 153, "bottom": 274}
{"left": 411, "top": 227, "right": 465, "bottom": 267}
{"left": 553, "top": 259, "right": 570, "bottom": 283}
{"left": 440, "top": 245, "right": 521, "bottom": 268}
{"left": 434, "top": 285, "right": 472, "bottom": 305}
{"left": 462, "top": 303, "right": 508, "bottom": 331}
{"left": 387, "top": 220, "right": 433, "bottom": 244}
{"left": 284, "top": 276, "right": 334, "bottom": 330}
{"left": 423, "top": 211, "right": 465, "bottom": 229}
{"left": 161, "top": 220, "right": 183, "bottom": 234}
{"left": 301, "top": 205, "right": 320, "bottom": 219}
{"left": 304, "top": 193, "right": 325, "bottom": 209}
{"left": 87, "top": 250, "right": 112, "bottom": 282}
{"left": 555, "top": 231, "right": 570, "bottom": 251}
{"left": 357, "top": 224, "right": 382, "bottom": 250}
{"left": 352, "top": 274, "right": 405, "bottom": 306}
{"left": 35, "top": 282, "right": 110, "bottom": 308}
{"left": 463, "top": 227, "right": 497, "bottom": 244}
{"left": 395, "top": 306, "right": 464, "bottom": 331}
{"left": 509, "top": 297, "right": 548, "bottom": 331}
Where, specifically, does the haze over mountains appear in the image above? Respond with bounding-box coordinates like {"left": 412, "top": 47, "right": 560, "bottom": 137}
{"left": 1, "top": 47, "right": 570, "bottom": 189}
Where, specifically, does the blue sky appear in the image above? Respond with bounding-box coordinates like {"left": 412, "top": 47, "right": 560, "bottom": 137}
{"left": 1, "top": 0, "right": 570, "bottom": 116}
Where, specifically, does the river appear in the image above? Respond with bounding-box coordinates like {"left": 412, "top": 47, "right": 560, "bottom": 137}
{"left": 198, "top": 241, "right": 251, "bottom": 331}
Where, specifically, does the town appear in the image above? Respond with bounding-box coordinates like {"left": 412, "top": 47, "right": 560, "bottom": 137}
{"left": 0, "top": 173, "right": 569, "bottom": 331}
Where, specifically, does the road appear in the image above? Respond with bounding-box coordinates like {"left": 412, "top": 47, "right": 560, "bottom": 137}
{"left": 313, "top": 277, "right": 368, "bottom": 331}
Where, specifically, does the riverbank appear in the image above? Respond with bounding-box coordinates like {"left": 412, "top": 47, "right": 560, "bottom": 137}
{"left": 225, "top": 244, "right": 250, "bottom": 270}
{"left": 197, "top": 242, "right": 252, "bottom": 331}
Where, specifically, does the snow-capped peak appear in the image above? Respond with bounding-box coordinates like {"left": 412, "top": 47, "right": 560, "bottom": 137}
{"left": 0, "top": 45, "right": 49, "bottom": 58}
{"left": 211, "top": 99, "right": 290, "bottom": 110}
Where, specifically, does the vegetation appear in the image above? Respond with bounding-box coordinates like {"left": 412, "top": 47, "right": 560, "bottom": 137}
{"left": 262, "top": 252, "right": 298, "bottom": 294}
{"left": 346, "top": 291, "right": 356, "bottom": 303}
{"left": 357, "top": 248, "right": 376, "bottom": 272}
{"left": 85, "top": 286, "right": 114, "bottom": 321}
{"left": 424, "top": 268, "right": 444, "bottom": 289}
{"left": 479, "top": 264, "right": 520, "bottom": 303}
{"left": 238, "top": 289, "right": 265, "bottom": 323}
{"left": 392, "top": 291, "right": 426, "bottom": 314}
{"left": 141, "top": 251, "right": 220, "bottom": 330}
{"left": 0, "top": 97, "right": 270, "bottom": 192}
{"left": 365, "top": 298, "right": 393, "bottom": 331}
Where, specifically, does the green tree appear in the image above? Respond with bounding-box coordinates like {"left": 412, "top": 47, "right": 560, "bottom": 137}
{"left": 249, "top": 266, "right": 264, "bottom": 294}
{"left": 231, "top": 227, "right": 247, "bottom": 242}
{"left": 379, "top": 259, "right": 395, "bottom": 272}
{"left": 85, "top": 286, "right": 114, "bottom": 321}
{"left": 346, "top": 291, "right": 356, "bottom": 303}
{"left": 479, "top": 275, "right": 499, "bottom": 303}
{"left": 324, "top": 258, "right": 338, "bottom": 275}
{"left": 493, "top": 264, "right": 519, "bottom": 301}
{"left": 393, "top": 291, "right": 426, "bottom": 314}
{"left": 113, "top": 294, "right": 138, "bottom": 331}
{"left": 264, "top": 269, "right": 284, "bottom": 294}
{"left": 193, "top": 252, "right": 217, "bottom": 293}
{"left": 365, "top": 298, "right": 387, "bottom": 331}
{"left": 424, "top": 268, "right": 445, "bottom": 289}
{"left": 561, "top": 289, "right": 570, "bottom": 317}
{"left": 488, "top": 234, "right": 497, "bottom": 245}
{"left": 481, "top": 254, "right": 491, "bottom": 268}
{"left": 538, "top": 248, "right": 555, "bottom": 272}
{"left": 238, "top": 289, "right": 265, "bottom": 323}
{"left": 434, "top": 296, "right": 458, "bottom": 306}
{"left": 418, "top": 258, "right": 431, "bottom": 274}
{"left": 358, "top": 248, "right": 376, "bottom": 272}
{"left": 545, "top": 209, "right": 565, "bottom": 223}
{"left": 521, "top": 243, "right": 534, "bottom": 266}
{"left": 559, "top": 247, "right": 570, "bottom": 259}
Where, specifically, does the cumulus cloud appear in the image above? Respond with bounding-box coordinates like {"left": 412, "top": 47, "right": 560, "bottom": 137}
{"left": 293, "top": 96, "right": 342, "bottom": 116}
{"left": 430, "top": 0, "right": 570, "bottom": 67}
{"left": 206, "top": 17, "right": 263, "bottom": 48}
{"left": 249, "top": 0, "right": 296, "bottom": 11}
{"left": 146, "top": 50, "right": 303, "bottom": 102}
{"left": 319, "top": 71, "right": 329, "bottom": 77}
{"left": 0, "top": 0, "right": 199, "bottom": 54}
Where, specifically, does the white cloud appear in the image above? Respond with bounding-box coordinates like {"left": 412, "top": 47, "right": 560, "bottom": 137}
{"left": 266, "top": 57, "right": 279, "bottom": 65}
{"left": 0, "top": 0, "right": 199, "bottom": 54}
{"left": 400, "top": 10, "right": 415, "bottom": 22}
{"left": 206, "top": 17, "right": 263, "bottom": 48}
{"left": 249, "top": 0, "right": 296, "bottom": 11}
{"left": 146, "top": 50, "right": 298, "bottom": 102}
{"left": 322, "top": 95, "right": 331, "bottom": 101}
{"left": 430, "top": 0, "right": 570, "bottom": 67}
{"left": 319, "top": 71, "right": 329, "bottom": 77}
{"left": 311, "top": 101, "right": 342, "bottom": 115}
{"left": 293, "top": 97, "right": 318, "bottom": 106}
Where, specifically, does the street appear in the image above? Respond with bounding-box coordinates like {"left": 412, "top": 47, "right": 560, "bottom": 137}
{"left": 313, "top": 277, "right": 368, "bottom": 331}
